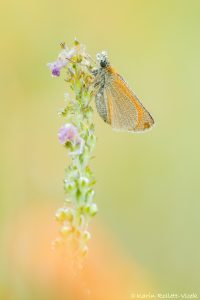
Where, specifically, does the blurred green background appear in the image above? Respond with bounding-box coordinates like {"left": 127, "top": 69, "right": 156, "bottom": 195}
{"left": 1, "top": 0, "right": 200, "bottom": 299}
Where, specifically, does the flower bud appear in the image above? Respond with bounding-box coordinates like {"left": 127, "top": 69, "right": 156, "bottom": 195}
{"left": 85, "top": 203, "right": 98, "bottom": 217}
{"left": 82, "top": 230, "right": 91, "bottom": 242}
{"left": 64, "top": 198, "right": 72, "bottom": 204}
{"left": 85, "top": 189, "right": 95, "bottom": 203}
{"left": 78, "top": 176, "right": 89, "bottom": 188}
{"left": 55, "top": 207, "right": 74, "bottom": 223}
{"left": 55, "top": 208, "right": 66, "bottom": 222}
{"left": 81, "top": 245, "right": 88, "bottom": 257}
{"left": 64, "top": 179, "right": 76, "bottom": 193}
{"left": 60, "top": 225, "right": 73, "bottom": 237}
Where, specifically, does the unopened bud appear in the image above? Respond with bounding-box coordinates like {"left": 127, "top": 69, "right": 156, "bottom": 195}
{"left": 60, "top": 225, "right": 73, "bottom": 237}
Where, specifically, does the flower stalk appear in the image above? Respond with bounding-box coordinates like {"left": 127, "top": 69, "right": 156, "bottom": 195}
{"left": 48, "top": 40, "right": 97, "bottom": 257}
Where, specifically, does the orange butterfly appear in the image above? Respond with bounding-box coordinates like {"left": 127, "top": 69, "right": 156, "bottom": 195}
{"left": 93, "top": 51, "right": 154, "bottom": 132}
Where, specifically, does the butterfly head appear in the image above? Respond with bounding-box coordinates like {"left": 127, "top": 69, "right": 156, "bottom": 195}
{"left": 96, "top": 51, "right": 110, "bottom": 68}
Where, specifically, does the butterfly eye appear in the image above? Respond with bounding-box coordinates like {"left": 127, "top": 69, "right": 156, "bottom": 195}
{"left": 100, "top": 60, "right": 107, "bottom": 68}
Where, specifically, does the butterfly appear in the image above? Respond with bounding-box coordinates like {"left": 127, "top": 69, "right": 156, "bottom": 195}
{"left": 92, "top": 51, "right": 154, "bottom": 132}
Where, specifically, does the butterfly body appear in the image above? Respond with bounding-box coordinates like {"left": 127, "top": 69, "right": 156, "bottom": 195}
{"left": 93, "top": 52, "right": 154, "bottom": 132}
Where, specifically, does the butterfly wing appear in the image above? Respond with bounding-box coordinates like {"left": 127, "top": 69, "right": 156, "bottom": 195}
{"left": 105, "top": 72, "right": 154, "bottom": 132}
{"left": 94, "top": 85, "right": 111, "bottom": 124}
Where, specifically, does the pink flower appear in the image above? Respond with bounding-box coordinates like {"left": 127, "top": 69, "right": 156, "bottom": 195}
{"left": 47, "top": 61, "right": 63, "bottom": 77}
{"left": 58, "top": 124, "right": 78, "bottom": 144}
{"left": 58, "top": 124, "right": 85, "bottom": 155}
{"left": 47, "top": 48, "right": 78, "bottom": 77}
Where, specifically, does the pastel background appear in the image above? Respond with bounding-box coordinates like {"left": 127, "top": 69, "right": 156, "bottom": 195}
{"left": 0, "top": 0, "right": 200, "bottom": 299}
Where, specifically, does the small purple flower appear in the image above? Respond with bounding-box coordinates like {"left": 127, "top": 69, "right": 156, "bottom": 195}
{"left": 58, "top": 124, "right": 78, "bottom": 144}
{"left": 47, "top": 47, "right": 78, "bottom": 77}
{"left": 52, "top": 67, "right": 60, "bottom": 77}
{"left": 47, "top": 60, "right": 65, "bottom": 77}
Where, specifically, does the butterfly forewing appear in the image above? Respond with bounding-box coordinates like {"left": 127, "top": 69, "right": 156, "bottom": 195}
{"left": 106, "top": 82, "right": 138, "bottom": 131}
{"left": 105, "top": 72, "right": 154, "bottom": 132}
